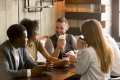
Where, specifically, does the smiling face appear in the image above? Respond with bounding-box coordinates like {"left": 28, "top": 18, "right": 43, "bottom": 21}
{"left": 56, "top": 22, "right": 68, "bottom": 35}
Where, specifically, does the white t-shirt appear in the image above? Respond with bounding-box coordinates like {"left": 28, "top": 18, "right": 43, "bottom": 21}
{"left": 12, "top": 47, "right": 19, "bottom": 69}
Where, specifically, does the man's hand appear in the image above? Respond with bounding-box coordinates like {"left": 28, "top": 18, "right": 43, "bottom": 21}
{"left": 57, "top": 35, "right": 66, "bottom": 51}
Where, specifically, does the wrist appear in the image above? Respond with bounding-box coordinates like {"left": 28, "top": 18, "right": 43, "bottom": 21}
{"left": 27, "top": 69, "right": 31, "bottom": 77}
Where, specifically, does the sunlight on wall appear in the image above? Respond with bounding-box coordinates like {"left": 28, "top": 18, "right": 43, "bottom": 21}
{"left": 101, "top": 0, "right": 112, "bottom": 34}
{"left": 0, "top": 0, "right": 56, "bottom": 44}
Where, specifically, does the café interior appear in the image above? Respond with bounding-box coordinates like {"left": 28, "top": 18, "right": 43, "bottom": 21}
{"left": 0, "top": 0, "right": 120, "bottom": 80}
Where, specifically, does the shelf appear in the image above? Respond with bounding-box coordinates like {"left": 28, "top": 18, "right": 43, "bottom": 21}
{"left": 66, "top": 21, "right": 105, "bottom": 35}
{"left": 67, "top": 27, "right": 81, "bottom": 35}
{"left": 65, "top": 12, "right": 101, "bottom": 20}
{"left": 64, "top": 0, "right": 105, "bottom": 35}
{"left": 65, "top": 0, "right": 101, "bottom": 4}
{"left": 65, "top": 4, "right": 105, "bottom": 13}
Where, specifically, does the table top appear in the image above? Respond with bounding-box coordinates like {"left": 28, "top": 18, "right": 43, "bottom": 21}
{"left": 15, "top": 65, "right": 76, "bottom": 80}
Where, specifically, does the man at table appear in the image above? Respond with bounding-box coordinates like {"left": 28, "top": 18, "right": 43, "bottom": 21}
{"left": 0, "top": 24, "right": 51, "bottom": 79}
{"left": 45, "top": 17, "right": 77, "bottom": 62}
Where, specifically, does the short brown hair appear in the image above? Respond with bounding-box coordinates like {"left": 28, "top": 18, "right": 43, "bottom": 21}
{"left": 56, "top": 16, "right": 69, "bottom": 28}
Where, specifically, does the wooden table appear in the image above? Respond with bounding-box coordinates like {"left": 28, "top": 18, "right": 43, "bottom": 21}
{"left": 49, "top": 66, "right": 75, "bottom": 80}
{"left": 16, "top": 65, "right": 76, "bottom": 80}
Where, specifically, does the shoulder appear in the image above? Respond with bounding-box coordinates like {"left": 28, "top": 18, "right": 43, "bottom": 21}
{"left": 66, "top": 34, "right": 74, "bottom": 38}
{"left": 105, "top": 34, "right": 120, "bottom": 52}
{"left": 66, "top": 34, "right": 76, "bottom": 41}
{"left": 76, "top": 47, "right": 95, "bottom": 67}
{"left": 77, "top": 47, "right": 96, "bottom": 59}
{"left": 104, "top": 33, "right": 118, "bottom": 48}
{"left": 0, "top": 41, "right": 14, "bottom": 59}
{"left": 0, "top": 40, "right": 12, "bottom": 51}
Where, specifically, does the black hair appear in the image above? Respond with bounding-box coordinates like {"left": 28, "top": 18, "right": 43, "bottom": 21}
{"left": 20, "top": 18, "right": 39, "bottom": 39}
{"left": 7, "top": 24, "right": 26, "bottom": 42}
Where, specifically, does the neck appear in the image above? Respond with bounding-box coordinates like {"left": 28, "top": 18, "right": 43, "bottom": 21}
{"left": 10, "top": 41, "right": 19, "bottom": 48}
{"left": 56, "top": 33, "right": 66, "bottom": 37}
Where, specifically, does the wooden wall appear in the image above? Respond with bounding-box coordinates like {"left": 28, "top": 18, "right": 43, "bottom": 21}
{"left": 0, "top": 0, "right": 19, "bottom": 43}
{"left": 0, "top": 0, "right": 60, "bottom": 44}
{"left": 0, "top": 0, "right": 112, "bottom": 43}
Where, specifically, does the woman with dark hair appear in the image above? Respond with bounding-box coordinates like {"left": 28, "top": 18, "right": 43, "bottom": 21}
{"left": 20, "top": 18, "right": 68, "bottom": 67}
{"left": 20, "top": 18, "right": 59, "bottom": 62}
{"left": 75, "top": 19, "right": 114, "bottom": 80}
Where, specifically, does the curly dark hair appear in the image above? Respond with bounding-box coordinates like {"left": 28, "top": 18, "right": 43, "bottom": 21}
{"left": 20, "top": 18, "right": 39, "bottom": 39}
{"left": 7, "top": 24, "right": 26, "bottom": 42}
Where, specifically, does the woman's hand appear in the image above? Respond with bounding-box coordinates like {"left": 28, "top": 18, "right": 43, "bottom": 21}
{"left": 66, "top": 51, "right": 77, "bottom": 64}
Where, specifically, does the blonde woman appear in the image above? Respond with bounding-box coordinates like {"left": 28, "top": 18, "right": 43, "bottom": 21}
{"left": 75, "top": 19, "right": 114, "bottom": 80}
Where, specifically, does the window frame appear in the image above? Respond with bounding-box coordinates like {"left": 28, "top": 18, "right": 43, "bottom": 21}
{"left": 112, "top": 0, "right": 120, "bottom": 41}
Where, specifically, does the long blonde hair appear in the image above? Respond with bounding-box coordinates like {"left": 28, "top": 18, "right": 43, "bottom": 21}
{"left": 81, "top": 19, "right": 113, "bottom": 73}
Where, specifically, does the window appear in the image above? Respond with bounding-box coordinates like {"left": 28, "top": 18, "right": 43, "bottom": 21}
{"left": 24, "top": 0, "right": 54, "bottom": 12}
{"left": 112, "top": 0, "right": 120, "bottom": 41}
